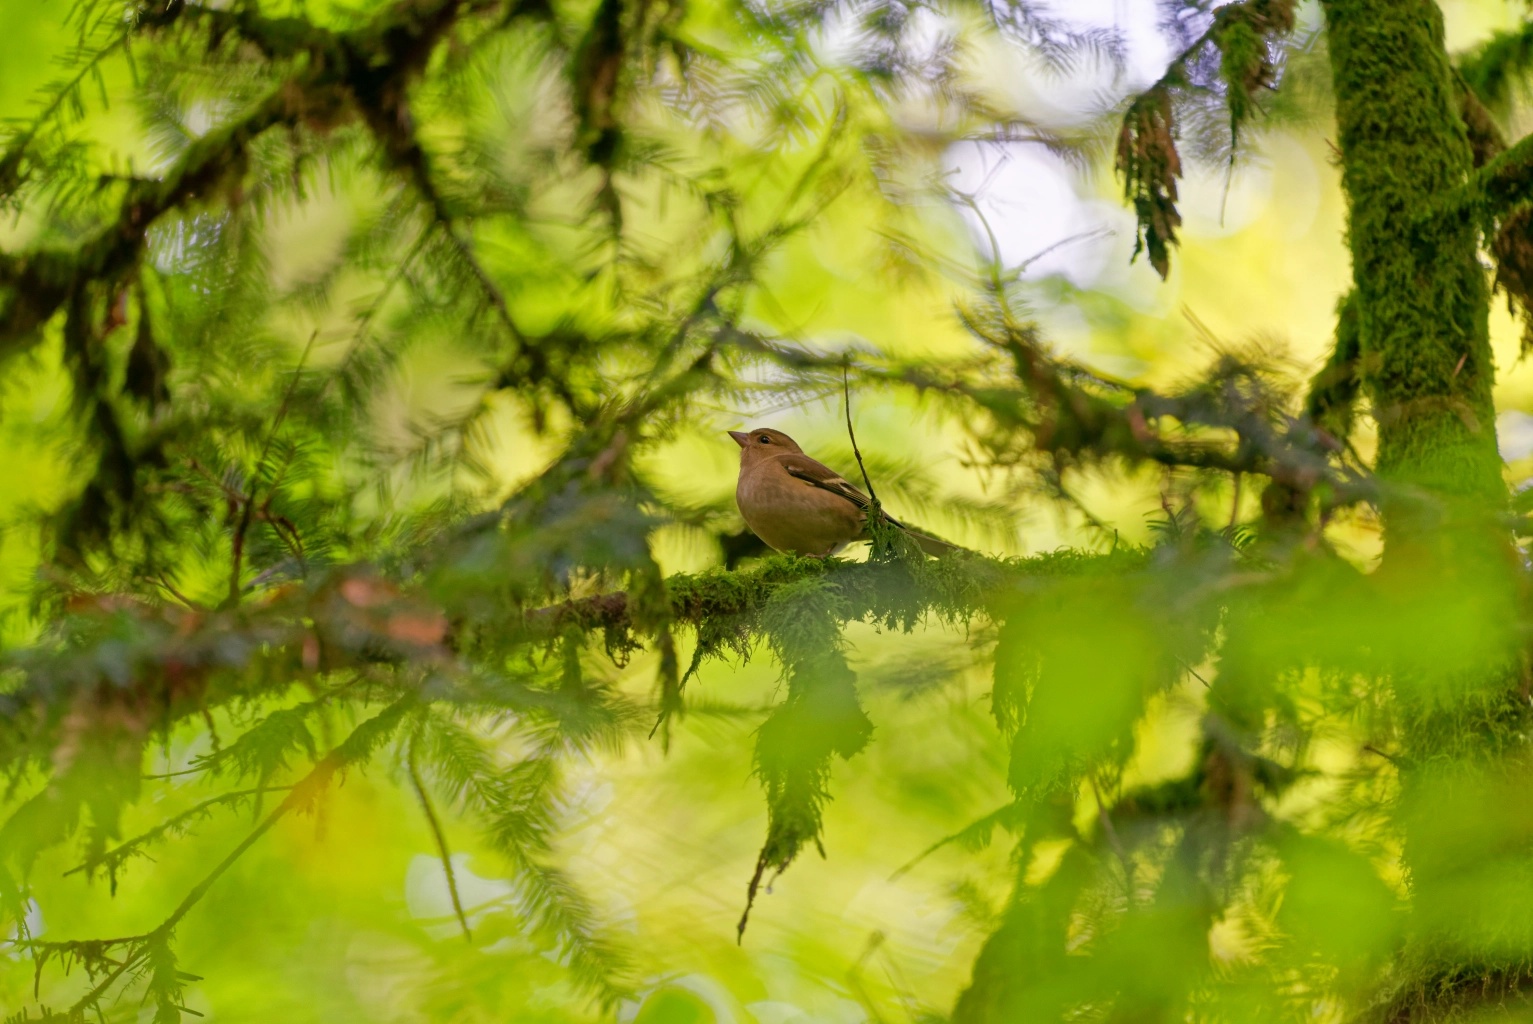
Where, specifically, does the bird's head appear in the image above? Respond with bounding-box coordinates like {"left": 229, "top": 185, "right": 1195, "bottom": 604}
{"left": 729, "top": 427, "right": 803, "bottom": 465}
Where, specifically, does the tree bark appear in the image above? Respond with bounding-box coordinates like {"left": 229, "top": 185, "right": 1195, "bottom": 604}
{"left": 1323, "top": 0, "right": 1503, "bottom": 509}
{"left": 1322, "top": 7, "right": 1532, "bottom": 1019}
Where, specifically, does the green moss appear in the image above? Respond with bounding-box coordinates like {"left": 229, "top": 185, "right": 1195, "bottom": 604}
{"left": 1324, "top": 6, "right": 1529, "bottom": 1011}
{"left": 663, "top": 553, "right": 826, "bottom": 621}
{"left": 1305, "top": 290, "right": 1362, "bottom": 440}
{"left": 658, "top": 547, "right": 1151, "bottom": 665}
{"left": 1326, "top": 0, "right": 1503, "bottom": 504}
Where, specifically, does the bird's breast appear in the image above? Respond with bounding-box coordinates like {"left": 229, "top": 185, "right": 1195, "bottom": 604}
{"left": 736, "top": 463, "right": 864, "bottom": 556}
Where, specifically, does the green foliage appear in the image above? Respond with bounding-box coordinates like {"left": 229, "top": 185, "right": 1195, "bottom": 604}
{"left": 1459, "top": 20, "right": 1533, "bottom": 117}
{"left": 10, "top": 0, "right": 1533, "bottom": 1023}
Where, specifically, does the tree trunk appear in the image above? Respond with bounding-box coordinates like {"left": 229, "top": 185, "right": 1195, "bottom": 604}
{"left": 1323, "top": 6, "right": 1531, "bottom": 1018}
{"left": 1324, "top": 0, "right": 1502, "bottom": 508}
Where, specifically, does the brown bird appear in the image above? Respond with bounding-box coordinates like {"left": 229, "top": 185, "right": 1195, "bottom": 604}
{"left": 729, "top": 427, "right": 959, "bottom": 558}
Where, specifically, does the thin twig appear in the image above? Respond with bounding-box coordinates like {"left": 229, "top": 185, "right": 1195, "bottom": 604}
{"left": 201, "top": 707, "right": 221, "bottom": 753}
{"left": 148, "top": 573, "right": 197, "bottom": 608}
{"left": 1362, "top": 744, "right": 1402, "bottom": 767}
{"left": 408, "top": 735, "right": 472, "bottom": 942}
{"left": 1014, "top": 227, "right": 1115, "bottom": 275}
{"left": 242, "top": 559, "right": 297, "bottom": 593}
{"left": 1178, "top": 657, "right": 1212, "bottom": 688}
{"left": 339, "top": 210, "right": 431, "bottom": 375}
{"left": 65, "top": 942, "right": 142, "bottom": 1016}
{"left": 142, "top": 767, "right": 210, "bottom": 780}
{"left": 843, "top": 361, "right": 879, "bottom": 505}
{"left": 63, "top": 790, "right": 294, "bottom": 1015}
{"left": 845, "top": 932, "right": 892, "bottom": 1024}
{"left": 1219, "top": 153, "right": 1235, "bottom": 228}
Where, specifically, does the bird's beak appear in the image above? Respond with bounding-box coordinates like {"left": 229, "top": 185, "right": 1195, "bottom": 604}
{"left": 728, "top": 430, "right": 749, "bottom": 448}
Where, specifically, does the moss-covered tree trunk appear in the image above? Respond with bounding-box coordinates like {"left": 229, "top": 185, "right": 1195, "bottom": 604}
{"left": 1324, "top": 6, "right": 1531, "bottom": 1017}
{"left": 1324, "top": 0, "right": 1502, "bottom": 507}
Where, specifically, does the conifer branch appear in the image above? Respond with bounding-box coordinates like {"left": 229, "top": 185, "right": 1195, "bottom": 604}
{"left": 723, "top": 324, "right": 1371, "bottom": 512}
{"left": 1091, "top": 777, "right": 1135, "bottom": 904}
{"left": 0, "top": 84, "right": 296, "bottom": 358}
{"left": 889, "top": 801, "right": 1025, "bottom": 882}
{"left": 30, "top": 696, "right": 415, "bottom": 1019}
{"left": 0, "top": 28, "right": 129, "bottom": 201}
{"left": 227, "top": 330, "right": 318, "bottom": 608}
{"left": 1458, "top": 20, "right": 1533, "bottom": 118}
{"left": 411, "top": 716, "right": 631, "bottom": 1004}
{"left": 161, "top": 695, "right": 412, "bottom": 933}
{"left": 1472, "top": 129, "right": 1533, "bottom": 214}
{"left": 887, "top": 333, "right": 1371, "bottom": 511}
{"left": 0, "top": 0, "right": 521, "bottom": 364}
{"left": 403, "top": 148, "right": 528, "bottom": 349}
{"left": 63, "top": 786, "right": 296, "bottom": 889}
{"left": 2, "top": 0, "right": 1469, "bottom": 1016}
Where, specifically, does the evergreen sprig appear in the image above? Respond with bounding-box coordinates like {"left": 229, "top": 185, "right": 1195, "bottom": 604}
{"left": 7, "top": 0, "right": 1533, "bottom": 1020}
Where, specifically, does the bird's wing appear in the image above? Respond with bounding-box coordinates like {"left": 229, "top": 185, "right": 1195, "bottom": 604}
{"left": 777, "top": 453, "right": 904, "bottom": 524}
{"left": 777, "top": 452, "right": 962, "bottom": 555}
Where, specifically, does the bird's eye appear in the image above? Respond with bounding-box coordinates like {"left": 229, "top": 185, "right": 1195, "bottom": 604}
{"left": 758, "top": 435, "right": 770, "bottom": 444}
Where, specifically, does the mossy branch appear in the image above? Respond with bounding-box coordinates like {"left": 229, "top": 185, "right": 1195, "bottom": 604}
{"left": 1458, "top": 21, "right": 1533, "bottom": 118}
{"left": 0, "top": 86, "right": 295, "bottom": 359}
{"left": 882, "top": 326, "right": 1371, "bottom": 513}
{"left": 1470, "top": 129, "right": 1533, "bottom": 214}
{"left": 518, "top": 550, "right": 1107, "bottom": 652}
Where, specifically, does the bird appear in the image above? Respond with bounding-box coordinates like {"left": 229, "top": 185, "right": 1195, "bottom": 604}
{"left": 729, "top": 427, "right": 959, "bottom": 558}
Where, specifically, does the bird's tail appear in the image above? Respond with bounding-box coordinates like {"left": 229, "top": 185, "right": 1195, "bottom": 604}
{"left": 903, "top": 526, "right": 962, "bottom": 557}
{"left": 878, "top": 512, "right": 963, "bottom": 557}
